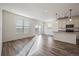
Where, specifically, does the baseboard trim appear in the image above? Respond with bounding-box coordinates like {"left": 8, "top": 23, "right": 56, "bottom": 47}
{"left": 42, "top": 34, "right": 53, "bottom": 37}
{"left": 54, "top": 39, "right": 76, "bottom": 45}
{"left": 3, "top": 35, "right": 35, "bottom": 43}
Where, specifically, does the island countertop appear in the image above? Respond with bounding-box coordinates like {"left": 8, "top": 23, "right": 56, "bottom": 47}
{"left": 54, "top": 31, "right": 79, "bottom": 34}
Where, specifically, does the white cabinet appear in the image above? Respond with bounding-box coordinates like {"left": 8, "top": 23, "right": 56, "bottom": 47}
{"left": 54, "top": 32, "right": 77, "bottom": 44}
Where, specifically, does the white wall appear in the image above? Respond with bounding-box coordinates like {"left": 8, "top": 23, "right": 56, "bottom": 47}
{"left": 44, "top": 20, "right": 58, "bottom": 35}
{"left": 0, "top": 8, "right": 2, "bottom": 55}
{"left": 2, "top": 10, "right": 37, "bottom": 42}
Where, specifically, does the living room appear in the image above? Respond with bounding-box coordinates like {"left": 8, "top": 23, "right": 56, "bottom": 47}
{"left": 0, "top": 3, "right": 79, "bottom": 56}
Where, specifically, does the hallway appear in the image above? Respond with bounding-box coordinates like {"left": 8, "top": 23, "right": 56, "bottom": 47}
{"left": 2, "top": 35, "right": 79, "bottom": 56}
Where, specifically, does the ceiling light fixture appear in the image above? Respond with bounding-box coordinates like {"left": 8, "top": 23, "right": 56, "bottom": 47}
{"left": 56, "top": 13, "right": 58, "bottom": 19}
{"left": 56, "top": 13, "right": 58, "bottom": 23}
{"left": 44, "top": 10, "right": 48, "bottom": 13}
{"left": 56, "top": 21, "right": 58, "bottom": 23}
{"left": 69, "top": 9, "right": 72, "bottom": 21}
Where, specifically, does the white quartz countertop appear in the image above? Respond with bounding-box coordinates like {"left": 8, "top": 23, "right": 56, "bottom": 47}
{"left": 54, "top": 31, "right": 79, "bottom": 34}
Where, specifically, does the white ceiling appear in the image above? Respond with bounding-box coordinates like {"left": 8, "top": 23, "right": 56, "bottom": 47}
{"left": 0, "top": 3, "right": 79, "bottom": 21}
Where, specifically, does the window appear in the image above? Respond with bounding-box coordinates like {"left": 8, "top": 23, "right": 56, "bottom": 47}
{"left": 24, "top": 20, "right": 30, "bottom": 33}
{"left": 47, "top": 23, "right": 52, "bottom": 28}
{"left": 16, "top": 19, "right": 30, "bottom": 34}
{"left": 16, "top": 19, "right": 23, "bottom": 34}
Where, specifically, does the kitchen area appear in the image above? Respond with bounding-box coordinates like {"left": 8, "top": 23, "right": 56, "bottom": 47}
{"left": 53, "top": 15, "right": 79, "bottom": 45}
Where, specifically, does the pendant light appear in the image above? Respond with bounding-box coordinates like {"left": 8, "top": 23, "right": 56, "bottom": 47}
{"left": 69, "top": 9, "right": 72, "bottom": 21}
{"left": 56, "top": 13, "right": 58, "bottom": 23}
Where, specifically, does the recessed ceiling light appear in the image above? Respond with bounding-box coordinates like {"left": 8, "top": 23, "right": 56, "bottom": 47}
{"left": 56, "top": 21, "right": 58, "bottom": 23}
{"left": 44, "top": 10, "right": 48, "bottom": 13}
{"left": 69, "top": 18, "right": 72, "bottom": 21}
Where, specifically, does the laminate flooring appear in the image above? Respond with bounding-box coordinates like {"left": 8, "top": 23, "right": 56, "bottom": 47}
{"left": 2, "top": 37, "right": 33, "bottom": 56}
{"left": 2, "top": 35, "right": 79, "bottom": 56}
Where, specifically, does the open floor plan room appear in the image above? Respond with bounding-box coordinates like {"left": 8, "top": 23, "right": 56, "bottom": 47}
{"left": 0, "top": 3, "right": 79, "bottom": 56}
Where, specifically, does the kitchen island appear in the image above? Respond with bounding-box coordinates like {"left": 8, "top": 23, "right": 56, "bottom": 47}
{"left": 53, "top": 31, "right": 79, "bottom": 44}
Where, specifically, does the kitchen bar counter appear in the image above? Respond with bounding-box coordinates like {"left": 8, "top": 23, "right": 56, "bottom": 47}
{"left": 53, "top": 31, "right": 79, "bottom": 44}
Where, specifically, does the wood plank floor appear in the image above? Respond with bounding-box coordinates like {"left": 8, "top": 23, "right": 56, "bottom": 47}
{"left": 2, "top": 37, "right": 33, "bottom": 56}
{"left": 28, "top": 35, "right": 79, "bottom": 56}
{"left": 2, "top": 35, "right": 79, "bottom": 56}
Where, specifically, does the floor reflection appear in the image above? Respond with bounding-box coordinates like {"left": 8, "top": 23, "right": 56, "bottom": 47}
{"left": 29, "top": 34, "right": 79, "bottom": 56}
{"left": 35, "top": 35, "right": 54, "bottom": 49}
{"left": 28, "top": 34, "right": 55, "bottom": 56}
